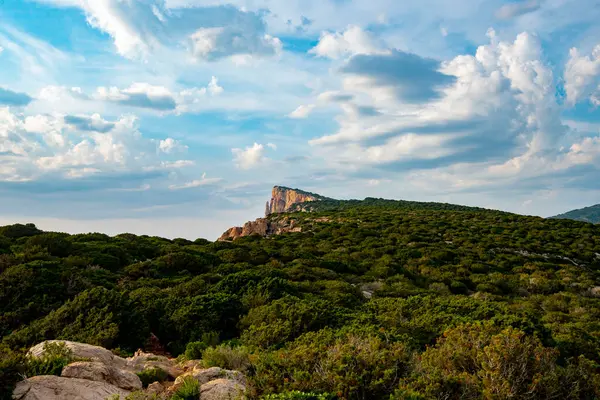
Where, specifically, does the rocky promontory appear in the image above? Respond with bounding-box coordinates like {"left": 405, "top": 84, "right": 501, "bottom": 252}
{"left": 219, "top": 186, "right": 327, "bottom": 241}
{"left": 265, "top": 186, "right": 328, "bottom": 216}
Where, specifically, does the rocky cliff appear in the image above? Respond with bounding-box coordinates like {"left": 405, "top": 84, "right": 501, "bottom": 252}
{"left": 219, "top": 186, "right": 327, "bottom": 241}
{"left": 265, "top": 186, "right": 328, "bottom": 216}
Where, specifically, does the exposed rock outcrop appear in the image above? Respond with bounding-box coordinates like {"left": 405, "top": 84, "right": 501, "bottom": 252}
{"left": 219, "top": 217, "right": 301, "bottom": 241}
{"left": 174, "top": 366, "right": 246, "bottom": 387}
{"left": 266, "top": 186, "right": 327, "bottom": 216}
{"left": 28, "top": 341, "right": 124, "bottom": 368}
{"left": 12, "top": 375, "right": 130, "bottom": 400}
{"left": 61, "top": 361, "right": 142, "bottom": 391}
{"left": 200, "top": 378, "right": 246, "bottom": 400}
{"left": 15, "top": 341, "right": 249, "bottom": 400}
{"left": 125, "top": 350, "right": 183, "bottom": 379}
{"left": 219, "top": 185, "right": 328, "bottom": 241}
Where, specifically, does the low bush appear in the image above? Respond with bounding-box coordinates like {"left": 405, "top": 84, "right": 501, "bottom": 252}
{"left": 136, "top": 367, "right": 169, "bottom": 388}
{"left": 25, "top": 341, "right": 75, "bottom": 377}
{"left": 171, "top": 376, "right": 200, "bottom": 400}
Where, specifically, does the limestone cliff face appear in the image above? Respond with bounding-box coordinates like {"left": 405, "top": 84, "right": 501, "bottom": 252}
{"left": 265, "top": 186, "right": 327, "bottom": 216}
{"left": 219, "top": 186, "right": 327, "bottom": 241}
{"left": 218, "top": 217, "right": 301, "bottom": 241}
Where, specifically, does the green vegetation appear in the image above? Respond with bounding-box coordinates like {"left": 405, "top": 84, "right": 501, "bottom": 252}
{"left": 1, "top": 197, "right": 600, "bottom": 399}
{"left": 552, "top": 203, "right": 600, "bottom": 224}
{"left": 24, "top": 341, "right": 77, "bottom": 377}
{"left": 171, "top": 376, "right": 200, "bottom": 400}
{"left": 137, "top": 367, "right": 170, "bottom": 388}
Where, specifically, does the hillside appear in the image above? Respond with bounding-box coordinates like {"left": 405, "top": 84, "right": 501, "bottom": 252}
{"left": 2, "top": 190, "right": 600, "bottom": 399}
{"left": 552, "top": 203, "right": 600, "bottom": 224}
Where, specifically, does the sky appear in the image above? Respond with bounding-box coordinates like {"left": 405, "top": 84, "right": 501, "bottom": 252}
{"left": 0, "top": 0, "right": 599, "bottom": 240}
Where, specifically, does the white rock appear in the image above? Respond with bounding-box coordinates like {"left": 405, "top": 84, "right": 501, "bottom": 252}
{"left": 12, "top": 375, "right": 130, "bottom": 400}
{"left": 175, "top": 367, "right": 246, "bottom": 387}
{"left": 61, "top": 361, "right": 142, "bottom": 391}
{"left": 126, "top": 350, "right": 182, "bottom": 379}
{"left": 200, "top": 378, "right": 246, "bottom": 400}
{"left": 28, "top": 341, "right": 127, "bottom": 369}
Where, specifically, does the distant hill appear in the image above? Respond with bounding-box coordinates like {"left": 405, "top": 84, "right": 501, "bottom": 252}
{"left": 551, "top": 204, "right": 600, "bottom": 224}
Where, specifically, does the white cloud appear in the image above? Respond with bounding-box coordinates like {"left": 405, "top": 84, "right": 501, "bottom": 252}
{"left": 564, "top": 44, "right": 600, "bottom": 105}
{"left": 289, "top": 104, "right": 315, "bottom": 119}
{"left": 0, "top": 108, "right": 191, "bottom": 182}
{"left": 0, "top": 87, "right": 33, "bottom": 106}
{"left": 310, "top": 25, "right": 386, "bottom": 60}
{"left": 95, "top": 83, "right": 177, "bottom": 111}
{"left": 207, "top": 76, "right": 224, "bottom": 95}
{"left": 308, "top": 27, "right": 582, "bottom": 195}
{"left": 232, "top": 142, "right": 274, "bottom": 169}
{"left": 159, "top": 138, "right": 188, "bottom": 154}
{"left": 39, "top": 0, "right": 282, "bottom": 61}
{"left": 38, "top": 86, "right": 88, "bottom": 102}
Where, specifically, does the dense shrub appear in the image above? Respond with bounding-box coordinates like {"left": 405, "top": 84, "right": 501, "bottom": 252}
{"left": 137, "top": 367, "right": 169, "bottom": 388}
{"left": 24, "top": 341, "right": 76, "bottom": 377}
{"left": 202, "top": 345, "right": 252, "bottom": 372}
{"left": 1, "top": 199, "right": 600, "bottom": 399}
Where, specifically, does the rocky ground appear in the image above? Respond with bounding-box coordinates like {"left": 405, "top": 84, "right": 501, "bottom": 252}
{"left": 13, "top": 341, "right": 246, "bottom": 400}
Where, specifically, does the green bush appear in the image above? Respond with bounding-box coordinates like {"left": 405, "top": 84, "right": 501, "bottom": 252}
{"left": 0, "top": 345, "right": 25, "bottom": 400}
{"left": 136, "top": 367, "right": 169, "bottom": 388}
{"left": 25, "top": 341, "right": 75, "bottom": 377}
{"left": 171, "top": 376, "right": 200, "bottom": 400}
{"left": 202, "top": 345, "right": 252, "bottom": 372}
{"left": 184, "top": 332, "right": 220, "bottom": 360}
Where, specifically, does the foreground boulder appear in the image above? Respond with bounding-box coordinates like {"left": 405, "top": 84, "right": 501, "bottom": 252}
{"left": 28, "top": 341, "right": 127, "bottom": 369}
{"left": 16, "top": 341, "right": 249, "bottom": 400}
{"left": 12, "top": 375, "right": 130, "bottom": 400}
{"left": 174, "top": 366, "right": 247, "bottom": 386}
{"left": 61, "top": 361, "right": 142, "bottom": 391}
{"left": 125, "top": 350, "right": 183, "bottom": 379}
{"left": 200, "top": 378, "right": 246, "bottom": 400}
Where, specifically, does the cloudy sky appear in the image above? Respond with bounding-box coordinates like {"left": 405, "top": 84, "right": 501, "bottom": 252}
{"left": 0, "top": 0, "right": 599, "bottom": 239}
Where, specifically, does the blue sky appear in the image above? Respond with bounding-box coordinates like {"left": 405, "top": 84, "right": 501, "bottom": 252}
{"left": 0, "top": 0, "right": 599, "bottom": 239}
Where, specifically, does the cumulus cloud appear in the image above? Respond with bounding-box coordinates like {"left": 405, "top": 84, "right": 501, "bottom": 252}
{"left": 232, "top": 142, "right": 275, "bottom": 169}
{"left": 64, "top": 114, "right": 115, "bottom": 133}
{"left": 38, "top": 86, "right": 88, "bottom": 102}
{"left": 341, "top": 50, "right": 455, "bottom": 103}
{"left": 158, "top": 138, "right": 188, "bottom": 154}
{"left": 47, "top": 0, "right": 281, "bottom": 61}
{"left": 310, "top": 26, "right": 386, "bottom": 59}
{"left": 0, "top": 87, "right": 33, "bottom": 106}
{"left": 95, "top": 83, "right": 177, "bottom": 111}
{"left": 564, "top": 44, "right": 600, "bottom": 105}
{"left": 311, "top": 28, "right": 571, "bottom": 186}
{"left": 495, "top": 0, "right": 541, "bottom": 20}
{"left": 37, "top": 76, "right": 224, "bottom": 114}
{"left": 0, "top": 108, "right": 191, "bottom": 182}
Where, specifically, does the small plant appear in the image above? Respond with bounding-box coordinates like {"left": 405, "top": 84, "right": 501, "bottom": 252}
{"left": 25, "top": 342, "right": 75, "bottom": 377}
{"left": 171, "top": 376, "right": 200, "bottom": 400}
{"left": 136, "top": 367, "right": 169, "bottom": 388}
{"left": 184, "top": 332, "right": 220, "bottom": 361}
